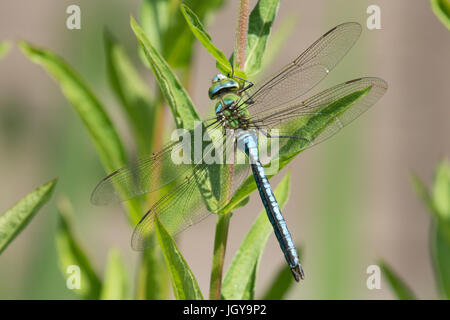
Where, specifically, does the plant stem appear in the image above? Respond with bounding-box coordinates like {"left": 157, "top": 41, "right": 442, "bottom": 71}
{"left": 208, "top": 0, "right": 250, "bottom": 300}
{"left": 235, "top": 0, "right": 250, "bottom": 69}
{"left": 209, "top": 212, "right": 232, "bottom": 300}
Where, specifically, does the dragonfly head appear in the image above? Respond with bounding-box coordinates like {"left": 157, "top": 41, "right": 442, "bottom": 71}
{"left": 208, "top": 73, "right": 240, "bottom": 100}
{"left": 211, "top": 73, "right": 227, "bottom": 83}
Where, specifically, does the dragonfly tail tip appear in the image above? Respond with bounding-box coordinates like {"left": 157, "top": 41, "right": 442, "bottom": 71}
{"left": 291, "top": 265, "right": 305, "bottom": 282}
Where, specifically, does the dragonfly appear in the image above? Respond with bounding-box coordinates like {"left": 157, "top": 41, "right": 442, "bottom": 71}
{"left": 91, "top": 22, "right": 387, "bottom": 282}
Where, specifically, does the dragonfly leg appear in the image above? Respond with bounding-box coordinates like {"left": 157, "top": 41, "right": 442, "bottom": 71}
{"left": 235, "top": 76, "right": 254, "bottom": 94}
{"left": 228, "top": 65, "right": 254, "bottom": 95}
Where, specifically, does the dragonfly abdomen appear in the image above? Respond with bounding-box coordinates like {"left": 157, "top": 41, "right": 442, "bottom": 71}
{"left": 241, "top": 132, "right": 305, "bottom": 281}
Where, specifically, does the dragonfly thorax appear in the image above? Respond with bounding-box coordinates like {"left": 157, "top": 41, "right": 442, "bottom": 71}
{"left": 209, "top": 74, "right": 250, "bottom": 130}
{"left": 215, "top": 94, "right": 250, "bottom": 130}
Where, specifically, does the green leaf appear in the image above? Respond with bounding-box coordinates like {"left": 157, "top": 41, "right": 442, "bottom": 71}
{"left": 163, "top": 0, "right": 224, "bottom": 69}
{"left": 100, "top": 248, "right": 128, "bottom": 300}
{"left": 104, "top": 30, "right": 156, "bottom": 155}
{"left": 432, "top": 225, "right": 450, "bottom": 299}
{"left": 138, "top": 0, "right": 169, "bottom": 68}
{"left": 181, "top": 3, "right": 231, "bottom": 75}
{"left": 245, "top": 0, "right": 280, "bottom": 75}
{"left": 139, "top": 0, "right": 224, "bottom": 69}
{"left": 262, "top": 260, "right": 298, "bottom": 300}
{"left": 379, "top": 260, "right": 416, "bottom": 300}
{"left": 55, "top": 198, "right": 101, "bottom": 300}
{"left": 259, "top": 13, "right": 297, "bottom": 76}
{"left": 0, "top": 179, "right": 57, "bottom": 254}
{"left": 140, "top": 0, "right": 170, "bottom": 54}
{"left": 19, "top": 41, "right": 143, "bottom": 224}
{"left": 412, "top": 161, "right": 450, "bottom": 298}
{"left": 19, "top": 41, "right": 126, "bottom": 173}
{"left": 209, "top": 212, "right": 232, "bottom": 300}
{"left": 431, "top": 161, "right": 450, "bottom": 298}
{"left": 136, "top": 240, "right": 171, "bottom": 300}
{"left": 411, "top": 169, "right": 450, "bottom": 242}
{"left": 431, "top": 0, "right": 450, "bottom": 30}
{"left": 222, "top": 172, "right": 291, "bottom": 300}
{"left": 411, "top": 173, "right": 440, "bottom": 220}
{"left": 241, "top": 263, "right": 258, "bottom": 300}
{"left": 222, "top": 83, "right": 376, "bottom": 214}
{"left": 0, "top": 40, "right": 11, "bottom": 60}
{"left": 130, "top": 16, "right": 200, "bottom": 130}
{"left": 432, "top": 161, "right": 450, "bottom": 222}
{"left": 155, "top": 215, "right": 203, "bottom": 300}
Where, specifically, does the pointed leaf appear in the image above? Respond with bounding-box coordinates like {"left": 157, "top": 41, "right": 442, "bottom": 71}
{"left": 411, "top": 171, "right": 450, "bottom": 242}
{"left": 18, "top": 41, "right": 143, "bottom": 225}
{"left": 241, "top": 263, "right": 258, "bottom": 300}
{"left": 140, "top": 0, "right": 169, "bottom": 54}
{"left": 431, "top": 161, "right": 450, "bottom": 298}
{"left": 432, "top": 160, "right": 450, "bottom": 221}
{"left": 130, "top": 16, "right": 200, "bottom": 130}
{"left": 262, "top": 247, "right": 302, "bottom": 300}
{"left": 155, "top": 215, "right": 203, "bottom": 300}
{"left": 104, "top": 30, "right": 156, "bottom": 155}
{"left": 432, "top": 225, "right": 450, "bottom": 299}
{"left": 55, "top": 198, "right": 101, "bottom": 299}
{"left": 136, "top": 239, "right": 170, "bottom": 300}
{"left": 222, "top": 172, "right": 291, "bottom": 300}
{"left": 163, "top": 0, "right": 225, "bottom": 69}
{"left": 100, "top": 248, "right": 128, "bottom": 300}
{"left": 411, "top": 173, "right": 440, "bottom": 220}
{"left": 259, "top": 13, "right": 297, "bottom": 76}
{"left": 181, "top": 3, "right": 231, "bottom": 74}
{"left": 0, "top": 179, "right": 57, "bottom": 254}
{"left": 262, "top": 264, "right": 296, "bottom": 300}
{"left": 245, "top": 0, "right": 280, "bottom": 75}
{"left": 431, "top": 0, "right": 450, "bottom": 30}
{"left": 379, "top": 260, "right": 416, "bottom": 300}
{"left": 138, "top": 0, "right": 169, "bottom": 68}
{"left": 19, "top": 42, "right": 126, "bottom": 173}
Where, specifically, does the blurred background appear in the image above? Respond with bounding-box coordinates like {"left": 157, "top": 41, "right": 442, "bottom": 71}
{"left": 0, "top": 0, "right": 449, "bottom": 299}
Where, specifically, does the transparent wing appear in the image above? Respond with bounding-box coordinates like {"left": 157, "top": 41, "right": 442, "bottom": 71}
{"left": 131, "top": 138, "right": 251, "bottom": 250}
{"left": 240, "top": 22, "right": 362, "bottom": 115}
{"left": 250, "top": 77, "right": 388, "bottom": 150}
{"left": 91, "top": 140, "right": 188, "bottom": 205}
{"left": 91, "top": 121, "right": 221, "bottom": 205}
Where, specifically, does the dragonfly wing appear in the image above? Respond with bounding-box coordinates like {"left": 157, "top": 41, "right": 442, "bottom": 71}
{"left": 131, "top": 139, "right": 251, "bottom": 250}
{"left": 240, "top": 22, "right": 362, "bottom": 115}
{"left": 91, "top": 120, "right": 224, "bottom": 206}
{"left": 251, "top": 77, "right": 388, "bottom": 153}
{"left": 131, "top": 167, "right": 209, "bottom": 250}
{"left": 90, "top": 140, "right": 192, "bottom": 205}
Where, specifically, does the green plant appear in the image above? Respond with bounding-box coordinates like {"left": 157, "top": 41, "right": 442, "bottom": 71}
{"left": 431, "top": 0, "right": 450, "bottom": 30}
{"left": 15, "top": 0, "right": 379, "bottom": 299}
{"left": 0, "top": 179, "right": 57, "bottom": 255}
{"left": 378, "top": 1, "right": 450, "bottom": 301}
{"left": 381, "top": 160, "right": 450, "bottom": 299}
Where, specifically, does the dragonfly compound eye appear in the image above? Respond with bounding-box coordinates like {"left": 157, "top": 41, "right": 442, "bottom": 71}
{"left": 212, "top": 73, "right": 227, "bottom": 83}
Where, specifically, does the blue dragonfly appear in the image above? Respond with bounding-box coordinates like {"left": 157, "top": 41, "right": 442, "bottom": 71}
{"left": 91, "top": 22, "right": 387, "bottom": 282}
